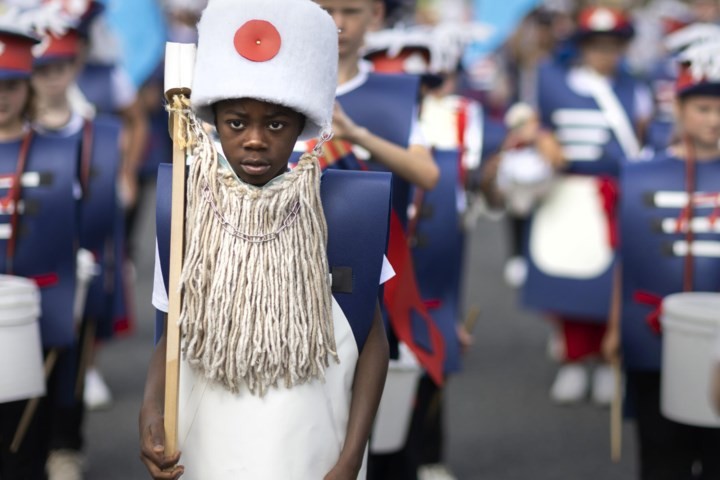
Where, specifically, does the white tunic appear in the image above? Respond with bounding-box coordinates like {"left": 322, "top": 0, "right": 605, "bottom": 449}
{"left": 176, "top": 296, "right": 367, "bottom": 479}
{"left": 151, "top": 157, "right": 394, "bottom": 478}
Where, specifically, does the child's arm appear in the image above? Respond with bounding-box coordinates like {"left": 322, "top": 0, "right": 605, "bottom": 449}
{"left": 602, "top": 263, "right": 623, "bottom": 362}
{"left": 139, "top": 317, "right": 184, "bottom": 480}
{"left": 325, "top": 303, "right": 389, "bottom": 480}
{"left": 332, "top": 103, "right": 440, "bottom": 191}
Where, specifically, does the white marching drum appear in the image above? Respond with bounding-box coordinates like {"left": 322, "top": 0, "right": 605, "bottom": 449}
{"left": 661, "top": 293, "right": 720, "bottom": 427}
{"left": 0, "top": 275, "right": 44, "bottom": 404}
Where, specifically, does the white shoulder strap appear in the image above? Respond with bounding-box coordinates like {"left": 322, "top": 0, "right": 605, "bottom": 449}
{"left": 578, "top": 68, "right": 641, "bottom": 160}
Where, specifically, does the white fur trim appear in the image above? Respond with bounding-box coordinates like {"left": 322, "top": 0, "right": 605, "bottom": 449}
{"left": 192, "top": 0, "right": 338, "bottom": 140}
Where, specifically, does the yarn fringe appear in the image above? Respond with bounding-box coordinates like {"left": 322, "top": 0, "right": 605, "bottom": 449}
{"left": 175, "top": 107, "right": 337, "bottom": 396}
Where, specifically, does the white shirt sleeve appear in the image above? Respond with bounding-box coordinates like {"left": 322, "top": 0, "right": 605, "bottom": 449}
{"left": 379, "top": 255, "right": 395, "bottom": 285}
{"left": 152, "top": 241, "right": 169, "bottom": 313}
{"left": 408, "top": 106, "right": 428, "bottom": 148}
{"left": 463, "top": 100, "right": 484, "bottom": 170}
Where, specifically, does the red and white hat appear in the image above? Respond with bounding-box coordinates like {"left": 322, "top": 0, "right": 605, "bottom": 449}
{"left": 676, "top": 40, "right": 720, "bottom": 97}
{"left": 574, "top": 6, "right": 635, "bottom": 42}
{"left": 191, "top": 0, "right": 338, "bottom": 141}
{"left": 32, "top": 29, "right": 80, "bottom": 64}
{"left": 0, "top": 23, "right": 40, "bottom": 79}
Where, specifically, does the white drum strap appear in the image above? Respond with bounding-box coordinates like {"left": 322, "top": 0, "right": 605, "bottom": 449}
{"left": 580, "top": 68, "right": 641, "bottom": 160}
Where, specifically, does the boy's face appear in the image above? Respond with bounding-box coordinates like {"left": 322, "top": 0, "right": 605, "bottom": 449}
{"left": 315, "top": 0, "right": 384, "bottom": 59}
{"left": 214, "top": 98, "right": 304, "bottom": 187}
{"left": 32, "top": 59, "right": 78, "bottom": 100}
{"left": 678, "top": 95, "right": 720, "bottom": 150}
{"left": 580, "top": 35, "right": 627, "bottom": 76}
{"left": 0, "top": 79, "right": 30, "bottom": 129}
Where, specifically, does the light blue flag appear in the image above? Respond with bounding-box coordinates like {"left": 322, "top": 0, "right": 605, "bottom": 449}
{"left": 464, "top": 0, "right": 541, "bottom": 64}
{"left": 100, "top": 0, "right": 167, "bottom": 87}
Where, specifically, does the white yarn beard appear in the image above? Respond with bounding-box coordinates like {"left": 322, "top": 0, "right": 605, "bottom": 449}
{"left": 180, "top": 144, "right": 338, "bottom": 397}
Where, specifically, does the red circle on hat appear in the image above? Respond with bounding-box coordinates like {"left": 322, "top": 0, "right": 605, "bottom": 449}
{"left": 234, "top": 20, "right": 281, "bottom": 62}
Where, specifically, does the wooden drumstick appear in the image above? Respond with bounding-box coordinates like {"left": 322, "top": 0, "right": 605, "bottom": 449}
{"left": 11, "top": 348, "right": 59, "bottom": 453}
{"left": 611, "top": 358, "right": 623, "bottom": 462}
{"left": 464, "top": 306, "right": 481, "bottom": 333}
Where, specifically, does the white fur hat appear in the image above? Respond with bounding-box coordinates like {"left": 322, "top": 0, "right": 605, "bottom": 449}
{"left": 191, "top": 0, "right": 338, "bottom": 140}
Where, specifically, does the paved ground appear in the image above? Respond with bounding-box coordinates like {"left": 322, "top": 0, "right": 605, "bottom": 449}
{"left": 84, "top": 188, "right": 638, "bottom": 479}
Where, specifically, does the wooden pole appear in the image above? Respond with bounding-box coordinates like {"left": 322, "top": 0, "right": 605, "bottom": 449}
{"left": 464, "top": 305, "right": 481, "bottom": 333}
{"left": 611, "top": 358, "right": 623, "bottom": 462}
{"left": 162, "top": 42, "right": 196, "bottom": 457}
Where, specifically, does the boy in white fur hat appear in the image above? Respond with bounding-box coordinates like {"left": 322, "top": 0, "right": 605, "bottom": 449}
{"left": 139, "top": 0, "right": 391, "bottom": 478}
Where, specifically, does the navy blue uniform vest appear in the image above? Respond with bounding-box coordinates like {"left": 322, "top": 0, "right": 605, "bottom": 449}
{"left": 620, "top": 153, "right": 720, "bottom": 371}
{"left": 292, "top": 73, "right": 419, "bottom": 226}
{"left": 155, "top": 165, "right": 392, "bottom": 353}
{"left": 411, "top": 149, "right": 464, "bottom": 373}
{"left": 537, "top": 60, "right": 637, "bottom": 177}
{"left": 0, "top": 134, "right": 79, "bottom": 347}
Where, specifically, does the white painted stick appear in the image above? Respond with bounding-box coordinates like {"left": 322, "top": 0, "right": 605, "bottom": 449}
{"left": 163, "top": 41, "right": 196, "bottom": 457}
{"left": 164, "top": 43, "right": 196, "bottom": 98}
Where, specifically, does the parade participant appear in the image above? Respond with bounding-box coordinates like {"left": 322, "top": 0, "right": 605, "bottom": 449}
{"left": 140, "top": 0, "right": 391, "bottom": 478}
{"left": 61, "top": 0, "right": 137, "bottom": 411}
{"left": 304, "top": 2, "right": 445, "bottom": 477}
{"left": 603, "top": 39, "right": 720, "bottom": 480}
{"left": 643, "top": 2, "right": 694, "bottom": 151}
{"left": 525, "top": 5, "right": 652, "bottom": 405}
{"left": 501, "top": 3, "right": 574, "bottom": 289}
{"left": 0, "top": 16, "right": 81, "bottom": 479}
{"left": 306, "top": 0, "right": 444, "bottom": 369}
{"left": 364, "top": 24, "right": 487, "bottom": 480}
{"left": 74, "top": 1, "right": 145, "bottom": 213}
{"left": 645, "top": 16, "right": 718, "bottom": 151}
{"left": 28, "top": 9, "right": 122, "bottom": 478}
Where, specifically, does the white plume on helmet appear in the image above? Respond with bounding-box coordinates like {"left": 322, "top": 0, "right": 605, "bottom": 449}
{"left": 665, "top": 23, "right": 720, "bottom": 54}
{"left": 680, "top": 39, "right": 720, "bottom": 83}
{"left": 364, "top": 22, "right": 493, "bottom": 75}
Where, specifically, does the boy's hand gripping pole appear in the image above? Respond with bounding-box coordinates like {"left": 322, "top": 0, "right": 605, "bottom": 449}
{"left": 163, "top": 42, "right": 196, "bottom": 457}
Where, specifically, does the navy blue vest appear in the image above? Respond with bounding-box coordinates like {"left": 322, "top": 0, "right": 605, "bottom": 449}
{"left": 78, "top": 116, "right": 122, "bottom": 252}
{"left": 411, "top": 149, "right": 464, "bottom": 373}
{"left": 620, "top": 153, "right": 720, "bottom": 371}
{"left": 292, "top": 73, "right": 419, "bottom": 226}
{"left": 155, "top": 165, "right": 392, "bottom": 353}
{"left": 0, "top": 134, "right": 79, "bottom": 347}
{"left": 537, "top": 60, "right": 638, "bottom": 177}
